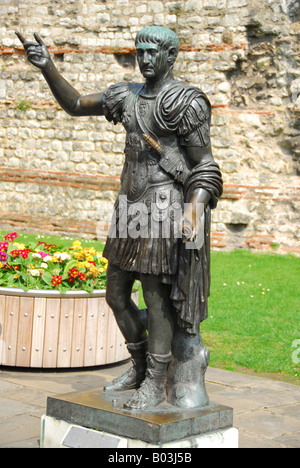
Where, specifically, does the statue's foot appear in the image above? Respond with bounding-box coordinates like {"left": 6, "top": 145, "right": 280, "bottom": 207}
{"left": 104, "top": 365, "right": 145, "bottom": 392}
{"left": 104, "top": 339, "right": 148, "bottom": 392}
{"left": 123, "top": 376, "right": 165, "bottom": 410}
{"left": 123, "top": 352, "right": 171, "bottom": 410}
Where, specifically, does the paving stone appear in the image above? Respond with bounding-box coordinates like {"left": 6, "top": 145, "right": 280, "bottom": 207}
{"left": 0, "top": 364, "right": 299, "bottom": 448}
{"left": 0, "top": 380, "right": 21, "bottom": 394}
{"left": 1, "top": 437, "right": 40, "bottom": 448}
{"left": 274, "top": 432, "right": 300, "bottom": 449}
{"left": 238, "top": 430, "right": 286, "bottom": 449}
{"left": 0, "top": 397, "right": 39, "bottom": 419}
{"left": 0, "top": 414, "right": 41, "bottom": 447}
{"left": 234, "top": 409, "right": 300, "bottom": 439}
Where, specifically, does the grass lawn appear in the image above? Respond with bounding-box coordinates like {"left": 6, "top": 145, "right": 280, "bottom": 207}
{"left": 1, "top": 231, "right": 299, "bottom": 384}
{"left": 203, "top": 250, "right": 300, "bottom": 385}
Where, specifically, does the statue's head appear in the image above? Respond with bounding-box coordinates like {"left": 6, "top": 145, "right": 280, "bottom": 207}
{"left": 135, "top": 26, "right": 179, "bottom": 80}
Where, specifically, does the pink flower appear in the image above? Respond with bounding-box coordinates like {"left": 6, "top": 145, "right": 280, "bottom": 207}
{"left": 0, "top": 251, "right": 8, "bottom": 262}
{"left": 38, "top": 251, "right": 48, "bottom": 258}
{"left": 4, "top": 232, "right": 18, "bottom": 242}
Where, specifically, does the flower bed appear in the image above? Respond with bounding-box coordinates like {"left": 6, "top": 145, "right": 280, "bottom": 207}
{"left": 0, "top": 233, "right": 132, "bottom": 368}
{"left": 0, "top": 232, "right": 108, "bottom": 294}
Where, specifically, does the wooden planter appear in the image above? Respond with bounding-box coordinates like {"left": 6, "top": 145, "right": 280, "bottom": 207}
{"left": 0, "top": 287, "right": 134, "bottom": 368}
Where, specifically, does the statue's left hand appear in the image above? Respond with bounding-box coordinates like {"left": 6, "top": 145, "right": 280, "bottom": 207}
{"left": 180, "top": 208, "right": 197, "bottom": 243}
{"left": 15, "top": 32, "right": 52, "bottom": 70}
{"left": 181, "top": 200, "right": 205, "bottom": 243}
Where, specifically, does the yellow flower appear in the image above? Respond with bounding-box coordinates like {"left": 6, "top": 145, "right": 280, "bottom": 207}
{"left": 14, "top": 274, "right": 19, "bottom": 279}
{"left": 89, "top": 266, "right": 99, "bottom": 277}
{"left": 84, "top": 247, "right": 96, "bottom": 255}
{"left": 0, "top": 262, "right": 3, "bottom": 269}
{"left": 51, "top": 256, "right": 59, "bottom": 263}
{"left": 86, "top": 255, "right": 94, "bottom": 262}
{"left": 13, "top": 242, "right": 26, "bottom": 250}
{"left": 77, "top": 261, "right": 88, "bottom": 269}
{"left": 74, "top": 251, "right": 85, "bottom": 260}
{"left": 72, "top": 240, "right": 82, "bottom": 250}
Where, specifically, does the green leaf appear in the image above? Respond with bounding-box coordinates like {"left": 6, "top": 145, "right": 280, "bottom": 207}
{"left": 52, "top": 268, "right": 62, "bottom": 276}
{"left": 28, "top": 274, "right": 36, "bottom": 287}
{"left": 83, "top": 283, "right": 93, "bottom": 293}
{"left": 58, "top": 283, "right": 69, "bottom": 294}
{"left": 17, "top": 278, "right": 30, "bottom": 291}
{"left": 41, "top": 271, "right": 53, "bottom": 286}
{"left": 63, "top": 259, "right": 77, "bottom": 275}
{"left": 27, "top": 241, "right": 39, "bottom": 251}
{"left": 13, "top": 257, "right": 22, "bottom": 265}
{"left": 6, "top": 275, "right": 15, "bottom": 286}
{"left": 46, "top": 262, "right": 57, "bottom": 272}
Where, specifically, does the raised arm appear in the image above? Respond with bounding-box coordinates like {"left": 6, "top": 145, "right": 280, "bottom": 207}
{"left": 16, "top": 32, "right": 105, "bottom": 117}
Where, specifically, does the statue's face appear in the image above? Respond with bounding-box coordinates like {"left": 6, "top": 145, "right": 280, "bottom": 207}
{"left": 136, "top": 43, "right": 170, "bottom": 80}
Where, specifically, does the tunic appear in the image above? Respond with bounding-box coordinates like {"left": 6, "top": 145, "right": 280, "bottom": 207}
{"left": 102, "top": 80, "right": 223, "bottom": 334}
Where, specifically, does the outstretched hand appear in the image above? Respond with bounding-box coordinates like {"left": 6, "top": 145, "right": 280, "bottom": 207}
{"left": 15, "top": 31, "right": 51, "bottom": 70}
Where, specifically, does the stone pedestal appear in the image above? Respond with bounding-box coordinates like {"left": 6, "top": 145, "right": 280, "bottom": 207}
{"left": 41, "top": 387, "right": 238, "bottom": 448}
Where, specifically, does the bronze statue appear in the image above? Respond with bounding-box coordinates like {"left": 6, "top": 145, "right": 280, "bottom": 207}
{"left": 16, "top": 27, "right": 223, "bottom": 411}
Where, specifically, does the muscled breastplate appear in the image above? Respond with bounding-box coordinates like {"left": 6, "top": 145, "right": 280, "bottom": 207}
{"left": 120, "top": 90, "right": 176, "bottom": 202}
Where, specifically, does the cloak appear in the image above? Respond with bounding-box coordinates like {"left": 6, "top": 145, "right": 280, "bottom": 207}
{"left": 154, "top": 81, "right": 223, "bottom": 335}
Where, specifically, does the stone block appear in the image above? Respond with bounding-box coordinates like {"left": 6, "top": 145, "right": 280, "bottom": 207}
{"left": 42, "top": 387, "right": 237, "bottom": 448}
{"left": 203, "top": 0, "right": 226, "bottom": 9}
{"left": 41, "top": 415, "right": 239, "bottom": 448}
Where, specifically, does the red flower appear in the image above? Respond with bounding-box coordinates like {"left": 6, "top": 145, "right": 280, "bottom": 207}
{"left": 10, "top": 250, "right": 20, "bottom": 257}
{"left": 79, "top": 273, "right": 86, "bottom": 281}
{"left": 51, "top": 275, "right": 62, "bottom": 286}
{"left": 10, "top": 248, "right": 31, "bottom": 259}
{"left": 68, "top": 267, "right": 79, "bottom": 279}
{"left": 38, "top": 241, "right": 58, "bottom": 252}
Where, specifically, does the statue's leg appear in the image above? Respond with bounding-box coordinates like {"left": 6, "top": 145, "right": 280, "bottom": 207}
{"left": 166, "top": 325, "right": 210, "bottom": 409}
{"left": 123, "top": 275, "right": 174, "bottom": 409}
{"left": 104, "top": 263, "right": 148, "bottom": 392}
{"left": 105, "top": 263, "right": 147, "bottom": 343}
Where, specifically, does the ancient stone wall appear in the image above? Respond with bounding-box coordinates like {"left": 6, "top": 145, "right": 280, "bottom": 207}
{"left": 0, "top": 0, "right": 299, "bottom": 254}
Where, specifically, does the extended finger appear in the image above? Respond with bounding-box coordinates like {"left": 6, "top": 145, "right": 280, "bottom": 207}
{"left": 33, "top": 32, "right": 45, "bottom": 46}
{"left": 15, "top": 31, "right": 26, "bottom": 44}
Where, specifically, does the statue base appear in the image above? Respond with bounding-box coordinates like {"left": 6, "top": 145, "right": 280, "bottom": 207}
{"left": 41, "top": 387, "right": 238, "bottom": 448}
